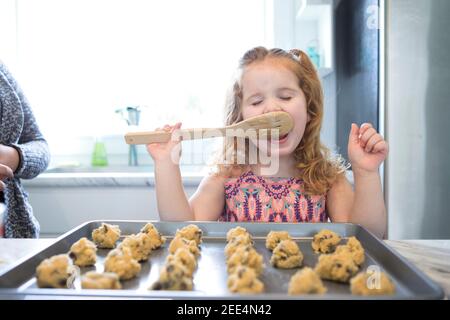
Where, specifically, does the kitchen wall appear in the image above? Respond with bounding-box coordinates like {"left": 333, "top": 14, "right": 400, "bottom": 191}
{"left": 386, "top": 0, "right": 450, "bottom": 239}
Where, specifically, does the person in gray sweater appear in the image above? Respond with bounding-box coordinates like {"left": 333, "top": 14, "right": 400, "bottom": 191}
{"left": 0, "top": 61, "right": 50, "bottom": 238}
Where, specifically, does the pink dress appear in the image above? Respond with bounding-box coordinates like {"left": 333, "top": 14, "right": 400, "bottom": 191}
{"left": 220, "top": 171, "right": 328, "bottom": 223}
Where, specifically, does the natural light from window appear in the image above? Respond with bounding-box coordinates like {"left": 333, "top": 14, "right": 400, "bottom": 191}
{"left": 3, "top": 0, "right": 269, "bottom": 168}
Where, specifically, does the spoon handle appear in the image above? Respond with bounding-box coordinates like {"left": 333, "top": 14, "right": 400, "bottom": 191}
{"left": 124, "top": 127, "right": 227, "bottom": 144}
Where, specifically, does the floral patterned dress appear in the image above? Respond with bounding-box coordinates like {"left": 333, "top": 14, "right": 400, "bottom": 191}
{"left": 220, "top": 171, "right": 328, "bottom": 223}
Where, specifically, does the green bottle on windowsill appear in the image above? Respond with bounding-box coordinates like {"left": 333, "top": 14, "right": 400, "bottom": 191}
{"left": 91, "top": 137, "right": 108, "bottom": 167}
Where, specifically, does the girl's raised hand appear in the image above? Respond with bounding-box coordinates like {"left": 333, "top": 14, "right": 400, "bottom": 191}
{"left": 146, "top": 122, "right": 182, "bottom": 164}
{"left": 348, "top": 123, "right": 389, "bottom": 174}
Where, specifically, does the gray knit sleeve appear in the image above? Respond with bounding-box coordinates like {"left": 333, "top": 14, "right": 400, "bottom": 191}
{"left": 0, "top": 64, "right": 50, "bottom": 179}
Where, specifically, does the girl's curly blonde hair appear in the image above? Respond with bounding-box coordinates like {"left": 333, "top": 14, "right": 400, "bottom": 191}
{"left": 211, "top": 46, "right": 348, "bottom": 195}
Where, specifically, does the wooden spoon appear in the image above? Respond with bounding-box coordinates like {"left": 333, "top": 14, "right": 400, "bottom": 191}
{"left": 124, "top": 111, "right": 294, "bottom": 145}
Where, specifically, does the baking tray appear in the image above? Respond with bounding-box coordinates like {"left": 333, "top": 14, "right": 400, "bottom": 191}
{"left": 0, "top": 220, "right": 444, "bottom": 299}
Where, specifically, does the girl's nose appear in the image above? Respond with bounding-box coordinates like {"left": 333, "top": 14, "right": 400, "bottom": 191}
{"left": 263, "top": 101, "right": 283, "bottom": 114}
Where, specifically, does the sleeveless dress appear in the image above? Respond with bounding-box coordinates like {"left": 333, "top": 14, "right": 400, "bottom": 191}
{"left": 220, "top": 171, "right": 328, "bottom": 223}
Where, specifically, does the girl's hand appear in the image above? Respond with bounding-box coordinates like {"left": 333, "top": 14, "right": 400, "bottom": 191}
{"left": 0, "top": 164, "right": 13, "bottom": 191}
{"left": 348, "top": 123, "right": 389, "bottom": 174}
{"left": 146, "top": 122, "right": 182, "bottom": 164}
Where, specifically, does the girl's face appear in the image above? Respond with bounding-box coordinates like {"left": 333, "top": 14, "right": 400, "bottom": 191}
{"left": 240, "top": 58, "right": 308, "bottom": 157}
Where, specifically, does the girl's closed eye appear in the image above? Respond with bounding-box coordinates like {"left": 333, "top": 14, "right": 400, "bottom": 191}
{"left": 280, "top": 96, "right": 292, "bottom": 101}
{"left": 251, "top": 99, "right": 263, "bottom": 106}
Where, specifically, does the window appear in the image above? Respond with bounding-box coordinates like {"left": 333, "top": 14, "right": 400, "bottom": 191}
{"left": 2, "top": 0, "right": 268, "bottom": 170}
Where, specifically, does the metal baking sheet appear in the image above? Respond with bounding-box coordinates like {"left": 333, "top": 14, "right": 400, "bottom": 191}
{"left": 0, "top": 220, "right": 444, "bottom": 299}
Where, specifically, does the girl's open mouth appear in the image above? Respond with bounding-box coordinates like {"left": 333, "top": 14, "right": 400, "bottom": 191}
{"left": 277, "top": 133, "right": 289, "bottom": 144}
{"left": 267, "top": 132, "right": 289, "bottom": 144}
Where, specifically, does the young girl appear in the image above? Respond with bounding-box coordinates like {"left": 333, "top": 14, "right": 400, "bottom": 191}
{"left": 147, "top": 47, "right": 388, "bottom": 239}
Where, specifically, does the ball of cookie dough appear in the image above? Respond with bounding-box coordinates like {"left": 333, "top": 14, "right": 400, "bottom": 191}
{"left": 140, "top": 222, "right": 158, "bottom": 234}
{"left": 69, "top": 237, "right": 97, "bottom": 267}
{"left": 151, "top": 261, "right": 193, "bottom": 291}
{"left": 314, "top": 251, "right": 359, "bottom": 283}
{"left": 104, "top": 247, "right": 141, "bottom": 280}
{"left": 226, "top": 226, "right": 250, "bottom": 242}
{"left": 224, "top": 234, "right": 253, "bottom": 260}
{"left": 91, "top": 223, "right": 121, "bottom": 249}
{"left": 288, "top": 267, "right": 327, "bottom": 295}
{"left": 227, "top": 265, "right": 264, "bottom": 294}
{"left": 335, "top": 236, "right": 365, "bottom": 266}
{"left": 119, "top": 233, "right": 153, "bottom": 262}
{"left": 140, "top": 223, "right": 166, "bottom": 250}
{"left": 36, "top": 254, "right": 77, "bottom": 288}
{"left": 311, "top": 229, "right": 341, "bottom": 254}
{"left": 350, "top": 270, "right": 396, "bottom": 296}
{"left": 175, "top": 224, "right": 203, "bottom": 246}
{"left": 265, "top": 231, "right": 292, "bottom": 251}
{"left": 166, "top": 247, "right": 197, "bottom": 277}
{"left": 270, "top": 239, "right": 303, "bottom": 269}
{"left": 227, "top": 245, "right": 264, "bottom": 276}
{"left": 81, "top": 271, "right": 122, "bottom": 290}
{"left": 169, "top": 235, "right": 200, "bottom": 257}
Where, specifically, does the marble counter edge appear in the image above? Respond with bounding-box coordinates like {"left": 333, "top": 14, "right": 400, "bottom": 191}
{"left": 21, "top": 173, "right": 203, "bottom": 188}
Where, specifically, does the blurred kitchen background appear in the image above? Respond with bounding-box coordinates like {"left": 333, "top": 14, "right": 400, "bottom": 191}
{"left": 0, "top": 0, "right": 448, "bottom": 239}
